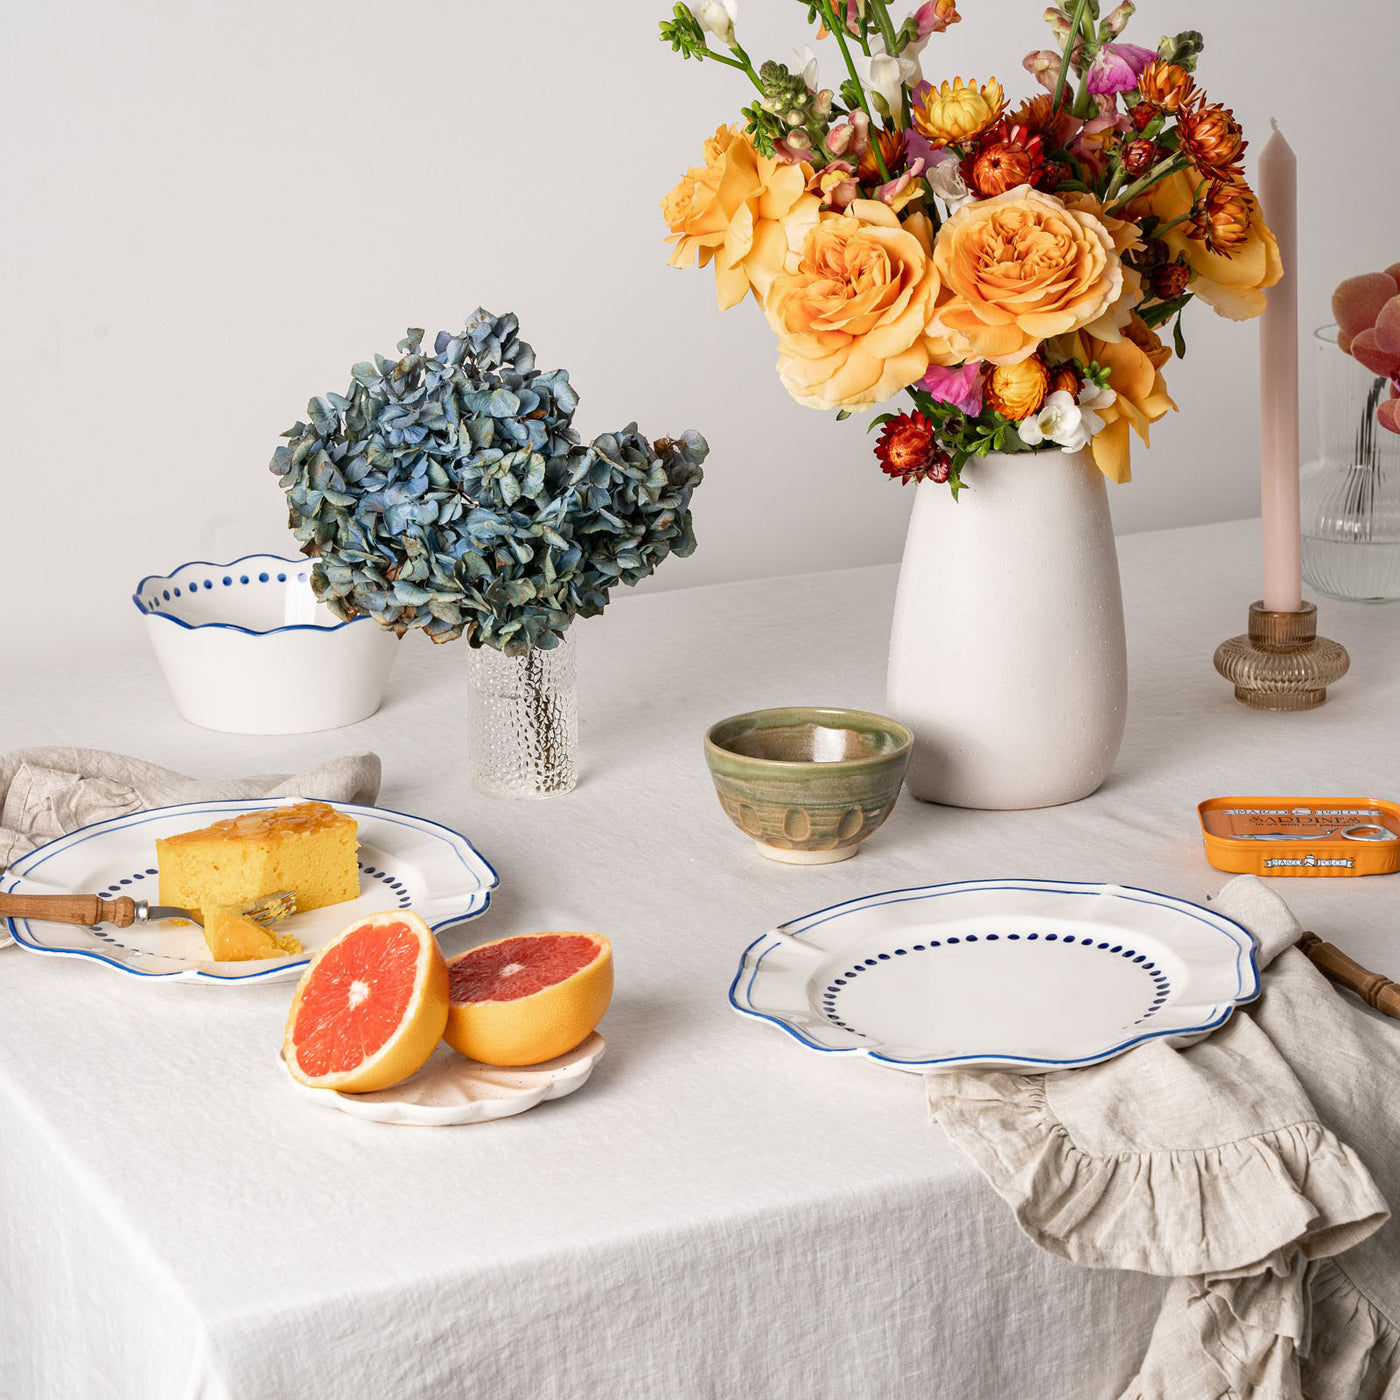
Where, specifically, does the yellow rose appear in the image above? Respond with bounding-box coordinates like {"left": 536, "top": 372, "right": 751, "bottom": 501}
{"left": 661, "top": 126, "right": 820, "bottom": 311}
{"left": 930, "top": 184, "right": 1125, "bottom": 365}
{"left": 1132, "top": 166, "right": 1282, "bottom": 320}
{"left": 765, "top": 201, "right": 948, "bottom": 411}
{"left": 1052, "top": 316, "right": 1177, "bottom": 483}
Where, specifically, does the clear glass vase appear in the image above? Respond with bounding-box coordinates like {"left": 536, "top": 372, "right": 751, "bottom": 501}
{"left": 465, "top": 632, "right": 578, "bottom": 798}
{"left": 1300, "top": 326, "right": 1400, "bottom": 603}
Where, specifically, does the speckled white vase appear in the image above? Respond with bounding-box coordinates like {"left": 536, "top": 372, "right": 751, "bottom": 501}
{"left": 886, "top": 449, "right": 1127, "bottom": 809}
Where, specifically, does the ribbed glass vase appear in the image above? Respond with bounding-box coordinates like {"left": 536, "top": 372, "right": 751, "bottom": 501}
{"left": 1300, "top": 326, "right": 1400, "bottom": 603}
{"left": 465, "top": 632, "right": 578, "bottom": 798}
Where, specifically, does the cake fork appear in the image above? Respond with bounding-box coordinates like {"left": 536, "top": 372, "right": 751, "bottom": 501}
{"left": 0, "top": 890, "right": 297, "bottom": 930}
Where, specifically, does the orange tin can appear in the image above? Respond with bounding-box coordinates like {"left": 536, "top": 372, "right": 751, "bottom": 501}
{"left": 1198, "top": 797, "right": 1400, "bottom": 877}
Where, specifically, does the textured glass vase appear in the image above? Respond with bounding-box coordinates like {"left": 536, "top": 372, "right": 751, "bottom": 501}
{"left": 465, "top": 632, "right": 578, "bottom": 798}
{"left": 1300, "top": 326, "right": 1400, "bottom": 603}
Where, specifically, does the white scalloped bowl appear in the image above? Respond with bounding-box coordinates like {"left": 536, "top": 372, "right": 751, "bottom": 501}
{"left": 133, "top": 554, "right": 400, "bottom": 734}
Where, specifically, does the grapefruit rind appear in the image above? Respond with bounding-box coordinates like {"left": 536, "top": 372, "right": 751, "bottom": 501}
{"left": 283, "top": 910, "right": 450, "bottom": 1093}
{"left": 444, "top": 932, "right": 613, "bottom": 1067}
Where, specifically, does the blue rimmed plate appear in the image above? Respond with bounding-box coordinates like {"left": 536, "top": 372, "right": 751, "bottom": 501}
{"left": 730, "top": 879, "right": 1259, "bottom": 1073}
{"left": 1, "top": 798, "right": 497, "bottom": 984}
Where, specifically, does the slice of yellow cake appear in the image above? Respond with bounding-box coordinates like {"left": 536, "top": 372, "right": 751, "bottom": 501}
{"left": 202, "top": 908, "right": 303, "bottom": 962}
{"left": 156, "top": 800, "right": 359, "bottom": 926}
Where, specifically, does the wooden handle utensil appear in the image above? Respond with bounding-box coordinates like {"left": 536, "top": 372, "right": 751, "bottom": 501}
{"left": 0, "top": 893, "right": 140, "bottom": 927}
{"left": 1298, "top": 931, "right": 1400, "bottom": 1021}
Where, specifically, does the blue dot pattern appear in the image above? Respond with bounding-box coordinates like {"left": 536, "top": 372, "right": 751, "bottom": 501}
{"left": 819, "top": 932, "right": 1173, "bottom": 1034}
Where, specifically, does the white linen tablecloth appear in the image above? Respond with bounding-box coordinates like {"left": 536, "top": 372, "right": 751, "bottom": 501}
{"left": 1, "top": 519, "right": 1396, "bottom": 1400}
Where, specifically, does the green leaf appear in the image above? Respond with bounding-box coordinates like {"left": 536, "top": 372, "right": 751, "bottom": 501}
{"left": 1173, "top": 312, "right": 1188, "bottom": 359}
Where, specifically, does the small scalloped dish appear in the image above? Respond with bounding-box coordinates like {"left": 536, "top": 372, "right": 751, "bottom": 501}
{"left": 283, "top": 1033, "right": 605, "bottom": 1126}
{"left": 133, "top": 554, "right": 399, "bottom": 734}
{"left": 1199, "top": 796, "right": 1400, "bottom": 878}
{"left": 730, "top": 879, "right": 1259, "bottom": 1074}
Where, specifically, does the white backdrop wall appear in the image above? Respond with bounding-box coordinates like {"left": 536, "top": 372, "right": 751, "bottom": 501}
{"left": 4, "top": 0, "right": 1394, "bottom": 663}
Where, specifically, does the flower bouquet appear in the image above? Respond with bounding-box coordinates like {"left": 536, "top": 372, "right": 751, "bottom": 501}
{"left": 659, "top": 0, "right": 1279, "bottom": 493}
{"left": 660, "top": 0, "right": 1282, "bottom": 808}
{"left": 271, "top": 309, "right": 708, "bottom": 795}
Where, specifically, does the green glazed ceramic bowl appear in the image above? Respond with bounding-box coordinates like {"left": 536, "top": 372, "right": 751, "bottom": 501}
{"left": 703, "top": 707, "right": 913, "bottom": 865}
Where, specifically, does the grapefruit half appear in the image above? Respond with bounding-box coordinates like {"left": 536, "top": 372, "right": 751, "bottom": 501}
{"left": 283, "top": 910, "right": 450, "bottom": 1092}
{"left": 444, "top": 932, "right": 613, "bottom": 1066}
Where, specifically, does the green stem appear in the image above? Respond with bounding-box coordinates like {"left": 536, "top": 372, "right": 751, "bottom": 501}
{"left": 816, "top": 0, "right": 891, "bottom": 180}
{"left": 1051, "top": 0, "right": 1091, "bottom": 112}
{"left": 697, "top": 41, "right": 764, "bottom": 92}
{"left": 1071, "top": 5, "right": 1100, "bottom": 117}
{"left": 1150, "top": 210, "right": 1193, "bottom": 239}
{"left": 1107, "top": 153, "right": 1188, "bottom": 213}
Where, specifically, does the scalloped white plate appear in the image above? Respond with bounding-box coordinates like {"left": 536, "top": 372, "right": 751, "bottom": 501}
{"left": 730, "top": 879, "right": 1259, "bottom": 1073}
{"left": 284, "top": 1034, "right": 605, "bottom": 1126}
{"left": 0, "top": 798, "right": 497, "bottom": 984}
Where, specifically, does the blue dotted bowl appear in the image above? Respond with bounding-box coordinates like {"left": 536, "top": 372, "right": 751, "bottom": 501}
{"left": 133, "top": 554, "right": 400, "bottom": 735}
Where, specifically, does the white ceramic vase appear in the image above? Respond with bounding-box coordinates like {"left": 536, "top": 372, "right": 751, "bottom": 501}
{"left": 886, "top": 449, "right": 1127, "bottom": 809}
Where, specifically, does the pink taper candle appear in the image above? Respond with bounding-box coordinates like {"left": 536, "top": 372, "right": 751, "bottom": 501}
{"left": 1258, "top": 120, "right": 1302, "bottom": 612}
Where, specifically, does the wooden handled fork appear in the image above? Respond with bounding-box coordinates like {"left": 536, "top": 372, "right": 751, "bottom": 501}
{"left": 0, "top": 890, "right": 296, "bottom": 930}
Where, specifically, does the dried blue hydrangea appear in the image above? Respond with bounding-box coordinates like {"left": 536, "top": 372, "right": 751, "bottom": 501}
{"left": 271, "top": 310, "right": 708, "bottom": 655}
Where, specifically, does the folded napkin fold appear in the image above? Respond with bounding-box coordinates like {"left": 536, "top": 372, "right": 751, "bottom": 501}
{"left": 926, "top": 876, "right": 1399, "bottom": 1400}
{"left": 0, "top": 746, "right": 382, "bottom": 943}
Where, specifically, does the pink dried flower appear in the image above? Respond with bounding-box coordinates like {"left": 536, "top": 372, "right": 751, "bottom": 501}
{"left": 1333, "top": 268, "right": 1400, "bottom": 435}
{"left": 919, "top": 362, "right": 986, "bottom": 417}
{"left": 1085, "top": 42, "right": 1156, "bottom": 95}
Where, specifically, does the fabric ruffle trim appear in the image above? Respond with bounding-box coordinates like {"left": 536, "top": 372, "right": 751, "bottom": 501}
{"left": 927, "top": 1072, "right": 1389, "bottom": 1277}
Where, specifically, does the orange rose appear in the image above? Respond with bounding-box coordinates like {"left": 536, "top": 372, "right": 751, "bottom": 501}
{"left": 1052, "top": 316, "right": 1177, "bottom": 482}
{"left": 661, "top": 126, "right": 820, "bottom": 311}
{"left": 765, "top": 201, "right": 951, "bottom": 411}
{"left": 1132, "top": 166, "right": 1281, "bottom": 320}
{"left": 930, "top": 184, "right": 1125, "bottom": 365}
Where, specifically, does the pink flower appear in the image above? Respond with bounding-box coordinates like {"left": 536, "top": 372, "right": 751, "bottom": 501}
{"left": 919, "top": 362, "right": 986, "bottom": 417}
{"left": 1085, "top": 42, "right": 1156, "bottom": 95}
{"left": 876, "top": 157, "right": 926, "bottom": 210}
{"left": 913, "top": 0, "right": 959, "bottom": 39}
{"left": 825, "top": 110, "right": 870, "bottom": 160}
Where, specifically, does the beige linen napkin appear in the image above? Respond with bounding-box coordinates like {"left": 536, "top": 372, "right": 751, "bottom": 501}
{"left": 926, "top": 876, "right": 1399, "bottom": 1399}
{"left": 0, "top": 746, "right": 381, "bottom": 944}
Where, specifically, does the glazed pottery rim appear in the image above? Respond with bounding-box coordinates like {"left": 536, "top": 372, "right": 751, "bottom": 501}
{"left": 705, "top": 707, "right": 913, "bottom": 773}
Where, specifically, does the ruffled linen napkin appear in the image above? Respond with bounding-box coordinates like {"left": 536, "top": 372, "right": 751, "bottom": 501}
{"left": 926, "top": 876, "right": 1400, "bottom": 1400}
{"left": 0, "top": 746, "right": 382, "bottom": 944}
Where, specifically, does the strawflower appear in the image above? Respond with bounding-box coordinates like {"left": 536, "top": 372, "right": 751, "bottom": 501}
{"left": 875, "top": 412, "right": 951, "bottom": 484}
{"left": 911, "top": 76, "right": 1008, "bottom": 148}
{"left": 1177, "top": 100, "right": 1247, "bottom": 182}
{"left": 1135, "top": 59, "right": 1195, "bottom": 113}
{"left": 986, "top": 354, "right": 1050, "bottom": 420}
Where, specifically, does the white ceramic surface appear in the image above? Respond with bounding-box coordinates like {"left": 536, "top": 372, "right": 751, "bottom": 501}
{"left": 284, "top": 1033, "right": 605, "bottom": 1126}
{"left": 0, "top": 798, "right": 497, "bottom": 983}
{"left": 886, "top": 451, "right": 1127, "bottom": 808}
{"left": 133, "top": 554, "right": 401, "bottom": 734}
{"left": 730, "top": 879, "right": 1259, "bottom": 1073}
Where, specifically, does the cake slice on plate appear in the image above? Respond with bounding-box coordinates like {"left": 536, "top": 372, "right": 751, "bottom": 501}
{"left": 156, "top": 800, "right": 359, "bottom": 958}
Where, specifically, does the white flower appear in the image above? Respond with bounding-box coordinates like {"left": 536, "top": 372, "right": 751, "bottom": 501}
{"left": 690, "top": 0, "right": 738, "bottom": 47}
{"left": 791, "top": 44, "right": 819, "bottom": 93}
{"left": 854, "top": 34, "right": 921, "bottom": 117}
{"left": 924, "top": 149, "right": 974, "bottom": 211}
{"left": 1079, "top": 381, "right": 1117, "bottom": 414}
{"left": 1018, "top": 389, "right": 1102, "bottom": 452}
